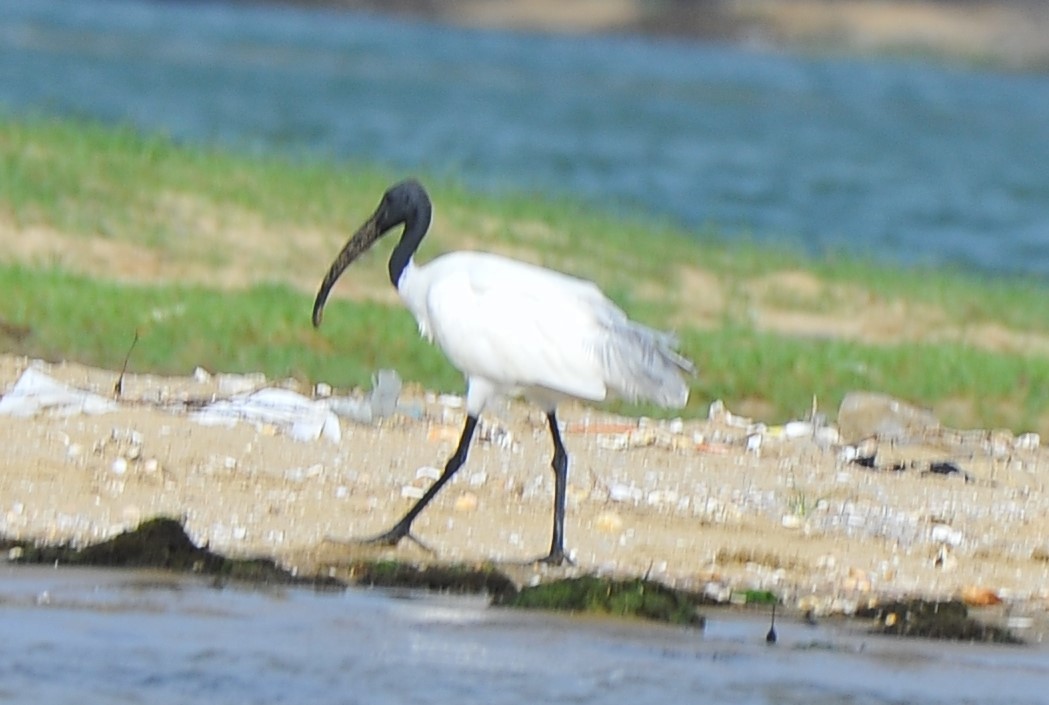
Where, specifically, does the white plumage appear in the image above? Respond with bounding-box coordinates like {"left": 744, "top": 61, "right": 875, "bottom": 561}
{"left": 399, "top": 252, "right": 692, "bottom": 412}
{"left": 312, "top": 179, "right": 694, "bottom": 564}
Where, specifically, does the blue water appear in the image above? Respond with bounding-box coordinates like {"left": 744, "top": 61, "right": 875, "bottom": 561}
{"left": 2, "top": 567, "right": 1046, "bottom": 705}
{"left": 2, "top": 0, "right": 1049, "bottom": 274}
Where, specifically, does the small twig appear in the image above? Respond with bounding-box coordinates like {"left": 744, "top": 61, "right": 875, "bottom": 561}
{"left": 114, "top": 329, "right": 140, "bottom": 399}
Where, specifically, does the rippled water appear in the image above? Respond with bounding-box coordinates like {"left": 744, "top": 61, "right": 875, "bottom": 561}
{"left": 3, "top": 0, "right": 1049, "bottom": 274}
{"left": 1, "top": 566, "right": 1046, "bottom": 705}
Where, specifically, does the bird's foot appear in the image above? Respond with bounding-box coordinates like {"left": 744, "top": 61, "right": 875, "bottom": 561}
{"left": 359, "top": 524, "right": 437, "bottom": 555}
{"left": 516, "top": 549, "right": 573, "bottom": 567}
{"left": 540, "top": 551, "right": 574, "bottom": 567}
{"left": 324, "top": 522, "right": 436, "bottom": 555}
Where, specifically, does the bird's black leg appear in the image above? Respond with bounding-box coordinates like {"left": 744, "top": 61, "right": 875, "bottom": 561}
{"left": 541, "top": 411, "right": 572, "bottom": 566}
{"left": 364, "top": 414, "right": 478, "bottom": 549}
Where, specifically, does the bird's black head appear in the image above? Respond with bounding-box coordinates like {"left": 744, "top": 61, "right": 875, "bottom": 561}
{"left": 374, "top": 178, "right": 430, "bottom": 232}
{"left": 312, "top": 179, "right": 432, "bottom": 327}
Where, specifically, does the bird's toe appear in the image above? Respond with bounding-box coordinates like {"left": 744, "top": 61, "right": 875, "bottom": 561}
{"left": 537, "top": 550, "right": 573, "bottom": 567}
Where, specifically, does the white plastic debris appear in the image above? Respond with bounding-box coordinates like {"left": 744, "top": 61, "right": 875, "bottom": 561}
{"left": 781, "top": 420, "right": 814, "bottom": 438}
{"left": 745, "top": 433, "right": 762, "bottom": 453}
{"left": 325, "top": 369, "right": 404, "bottom": 425}
{"left": 929, "top": 523, "right": 964, "bottom": 547}
{"left": 1015, "top": 432, "right": 1040, "bottom": 451}
{"left": 415, "top": 466, "right": 442, "bottom": 481}
{"left": 190, "top": 388, "right": 341, "bottom": 443}
{"left": 0, "top": 368, "right": 118, "bottom": 417}
{"left": 216, "top": 372, "right": 267, "bottom": 396}
{"left": 328, "top": 397, "right": 374, "bottom": 424}
{"left": 401, "top": 485, "right": 425, "bottom": 499}
{"left": 370, "top": 369, "right": 401, "bottom": 417}
{"left": 609, "top": 483, "right": 642, "bottom": 504}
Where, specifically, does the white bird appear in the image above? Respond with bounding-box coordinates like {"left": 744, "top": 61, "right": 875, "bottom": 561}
{"left": 312, "top": 179, "right": 695, "bottom": 565}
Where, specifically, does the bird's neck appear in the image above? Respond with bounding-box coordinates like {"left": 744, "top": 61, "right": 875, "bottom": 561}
{"left": 395, "top": 256, "right": 417, "bottom": 290}
{"left": 388, "top": 199, "right": 432, "bottom": 288}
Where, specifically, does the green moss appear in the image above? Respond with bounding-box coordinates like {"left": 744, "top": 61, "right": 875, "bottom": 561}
{"left": 739, "top": 589, "right": 778, "bottom": 605}
{"left": 495, "top": 576, "right": 704, "bottom": 628}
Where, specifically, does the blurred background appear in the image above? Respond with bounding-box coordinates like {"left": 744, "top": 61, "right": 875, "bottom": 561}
{"left": 3, "top": 0, "right": 1048, "bottom": 275}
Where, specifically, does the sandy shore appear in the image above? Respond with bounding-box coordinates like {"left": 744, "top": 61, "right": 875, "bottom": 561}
{"left": 306, "top": 0, "right": 1049, "bottom": 69}
{"left": 2, "top": 354, "right": 1047, "bottom": 636}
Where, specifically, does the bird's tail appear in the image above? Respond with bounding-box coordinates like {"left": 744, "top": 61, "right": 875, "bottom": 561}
{"left": 601, "top": 320, "right": 695, "bottom": 408}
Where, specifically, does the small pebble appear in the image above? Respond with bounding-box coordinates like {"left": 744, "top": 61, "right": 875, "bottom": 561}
{"left": 1014, "top": 433, "right": 1040, "bottom": 451}
{"left": 782, "top": 421, "right": 813, "bottom": 438}
{"left": 609, "top": 484, "right": 641, "bottom": 503}
{"left": 594, "top": 511, "right": 624, "bottom": 534}
{"left": 416, "top": 466, "right": 442, "bottom": 481}
{"left": 454, "top": 492, "right": 478, "bottom": 512}
{"left": 437, "top": 394, "right": 463, "bottom": 409}
{"left": 401, "top": 485, "right": 425, "bottom": 500}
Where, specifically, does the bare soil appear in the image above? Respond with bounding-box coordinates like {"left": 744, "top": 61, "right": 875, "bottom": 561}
{"left": 2, "top": 354, "right": 1047, "bottom": 640}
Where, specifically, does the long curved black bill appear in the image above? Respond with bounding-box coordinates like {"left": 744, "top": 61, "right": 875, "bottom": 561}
{"left": 312, "top": 213, "right": 382, "bottom": 327}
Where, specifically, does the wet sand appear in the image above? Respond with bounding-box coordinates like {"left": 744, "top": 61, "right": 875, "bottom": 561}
{"left": 2, "top": 354, "right": 1047, "bottom": 640}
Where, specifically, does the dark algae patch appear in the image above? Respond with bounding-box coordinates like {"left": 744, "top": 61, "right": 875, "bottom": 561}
{"left": 495, "top": 576, "right": 705, "bottom": 628}
{"left": 857, "top": 599, "right": 1022, "bottom": 644}
{"left": 1, "top": 519, "right": 1023, "bottom": 641}
{"left": 347, "top": 559, "right": 517, "bottom": 599}
{"left": 3, "top": 517, "right": 343, "bottom": 589}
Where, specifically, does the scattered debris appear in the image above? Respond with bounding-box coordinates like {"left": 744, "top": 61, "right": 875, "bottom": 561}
{"left": 0, "top": 367, "right": 118, "bottom": 417}
{"left": 837, "top": 391, "right": 940, "bottom": 444}
{"left": 191, "top": 387, "right": 342, "bottom": 443}
{"left": 849, "top": 453, "right": 974, "bottom": 482}
{"left": 328, "top": 369, "right": 413, "bottom": 424}
{"left": 851, "top": 454, "right": 879, "bottom": 469}
{"left": 0, "top": 365, "right": 343, "bottom": 443}
{"left": 960, "top": 586, "right": 1002, "bottom": 607}
{"left": 4, "top": 359, "right": 1049, "bottom": 628}
{"left": 924, "top": 460, "right": 973, "bottom": 482}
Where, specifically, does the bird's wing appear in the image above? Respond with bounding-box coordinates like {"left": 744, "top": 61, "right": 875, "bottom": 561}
{"left": 424, "top": 256, "right": 612, "bottom": 402}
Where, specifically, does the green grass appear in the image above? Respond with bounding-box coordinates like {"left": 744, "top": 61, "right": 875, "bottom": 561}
{"left": 0, "top": 263, "right": 460, "bottom": 392}
{"left": 3, "top": 114, "right": 1049, "bottom": 433}
{"left": 0, "top": 114, "right": 396, "bottom": 237}
{"left": 689, "top": 324, "right": 1049, "bottom": 427}
{"left": 4, "top": 263, "right": 1048, "bottom": 431}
